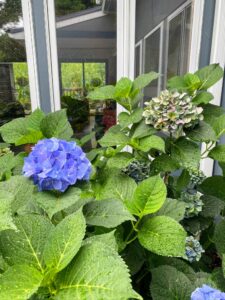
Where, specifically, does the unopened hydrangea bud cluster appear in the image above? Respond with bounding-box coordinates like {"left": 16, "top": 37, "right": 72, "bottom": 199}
{"left": 122, "top": 160, "right": 151, "bottom": 183}
{"left": 188, "top": 167, "right": 206, "bottom": 186}
{"left": 23, "top": 138, "right": 91, "bottom": 192}
{"left": 0, "top": 147, "right": 11, "bottom": 157}
{"left": 185, "top": 236, "right": 204, "bottom": 262}
{"left": 143, "top": 90, "right": 203, "bottom": 133}
{"left": 180, "top": 191, "right": 203, "bottom": 218}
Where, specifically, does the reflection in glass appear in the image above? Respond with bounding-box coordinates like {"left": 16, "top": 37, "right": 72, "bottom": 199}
{"left": 0, "top": 0, "right": 31, "bottom": 126}
{"left": 144, "top": 28, "right": 160, "bottom": 99}
{"left": 54, "top": 0, "right": 117, "bottom": 149}
{"left": 135, "top": 45, "right": 141, "bottom": 78}
{"left": 167, "top": 13, "right": 182, "bottom": 79}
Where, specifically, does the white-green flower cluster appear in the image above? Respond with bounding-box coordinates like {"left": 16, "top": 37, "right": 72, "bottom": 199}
{"left": 180, "top": 191, "right": 204, "bottom": 218}
{"left": 143, "top": 90, "right": 203, "bottom": 133}
{"left": 185, "top": 236, "right": 204, "bottom": 262}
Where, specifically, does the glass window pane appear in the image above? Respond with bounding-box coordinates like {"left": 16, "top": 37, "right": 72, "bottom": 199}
{"left": 144, "top": 28, "right": 160, "bottom": 99}
{"left": 182, "top": 5, "right": 192, "bottom": 73}
{"left": 167, "top": 13, "right": 182, "bottom": 79}
{"left": 0, "top": 0, "right": 31, "bottom": 126}
{"left": 54, "top": 0, "right": 117, "bottom": 150}
{"left": 135, "top": 45, "right": 141, "bottom": 77}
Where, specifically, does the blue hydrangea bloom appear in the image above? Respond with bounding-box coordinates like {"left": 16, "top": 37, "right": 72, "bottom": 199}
{"left": 23, "top": 138, "right": 92, "bottom": 192}
{"left": 191, "top": 285, "right": 225, "bottom": 300}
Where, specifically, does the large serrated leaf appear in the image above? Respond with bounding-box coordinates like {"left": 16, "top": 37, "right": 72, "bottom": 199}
{"left": 0, "top": 117, "right": 28, "bottom": 144}
{"left": 99, "top": 125, "right": 130, "bottom": 147}
{"left": 138, "top": 216, "right": 186, "bottom": 257}
{"left": 0, "top": 264, "right": 43, "bottom": 300}
{"left": 211, "top": 114, "right": 225, "bottom": 138}
{"left": 55, "top": 241, "right": 141, "bottom": 300}
{"left": 127, "top": 176, "right": 166, "bottom": 216}
{"left": 200, "top": 176, "right": 225, "bottom": 201}
{"left": 40, "top": 109, "right": 73, "bottom": 140}
{"left": 0, "top": 190, "right": 16, "bottom": 232}
{"left": 133, "top": 72, "right": 159, "bottom": 90}
{"left": 171, "top": 138, "right": 201, "bottom": 169}
{"left": 151, "top": 265, "right": 192, "bottom": 300}
{"left": 195, "top": 63, "right": 223, "bottom": 90}
{"left": 136, "top": 135, "right": 165, "bottom": 153}
{"left": 0, "top": 214, "right": 53, "bottom": 272}
{"left": 155, "top": 198, "right": 186, "bottom": 221}
{"left": 83, "top": 230, "right": 118, "bottom": 251}
{"left": 186, "top": 121, "right": 217, "bottom": 142}
{"left": 192, "top": 91, "right": 214, "bottom": 105}
{"left": 88, "top": 85, "right": 115, "bottom": 100}
{"left": 131, "top": 120, "right": 156, "bottom": 139}
{"left": 107, "top": 152, "right": 133, "bottom": 169}
{"left": 0, "top": 176, "right": 34, "bottom": 213}
{"left": 118, "top": 108, "right": 143, "bottom": 129}
{"left": 35, "top": 187, "right": 81, "bottom": 219}
{"left": 84, "top": 199, "right": 135, "bottom": 228}
{"left": 150, "top": 154, "right": 179, "bottom": 175}
{"left": 114, "top": 77, "right": 133, "bottom": 98}
{"left": 15, "top": 130, "right": 44, "bottom": 146}
{"left": 200, "top": 195, "right": 225, "bottom": 218}
{"left": 97, "top": 168, "right": 137, "bottom": 203}
{"left": 214, "top": 219, "right": 225, "bottom": 257}
{"left": 208, "top": 145, "right": 225, "bottom": 162}
{"left": 43, "top": 209, "right": 86, "bottom": 273}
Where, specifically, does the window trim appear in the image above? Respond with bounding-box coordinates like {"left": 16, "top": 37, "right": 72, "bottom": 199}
{"left": 21, "top": 0, "right": 40, "bottom": 110}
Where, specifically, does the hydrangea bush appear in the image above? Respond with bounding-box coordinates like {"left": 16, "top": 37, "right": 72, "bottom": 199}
{"left": 0, "top": 64, "right": 225, "bottom": 299}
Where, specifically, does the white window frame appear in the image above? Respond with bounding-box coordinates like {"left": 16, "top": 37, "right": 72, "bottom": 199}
{"left": 135, "top": 41, "right": 143, "bottom": 77}
{"left": 21, "top": 0, "right": 40, "bottom": 110}
{"left": 200, "top": 0, "right": 225, "bottom": 176}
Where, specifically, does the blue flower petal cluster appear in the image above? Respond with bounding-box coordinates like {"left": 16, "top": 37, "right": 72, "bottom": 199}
{"left": 23, "top": 138, "right": 91, "bottom": 192}
{"left": 191, "top": 285, "right": 225, "bottom": 300}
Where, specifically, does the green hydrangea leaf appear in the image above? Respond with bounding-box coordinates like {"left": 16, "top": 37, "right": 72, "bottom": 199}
{"left": 0, "top": 214, "right": 53, "bottom": 272}
{"left": 84, "top": 199, "right": 135, "bottom": 228}
{"left": 200, "top": 176, "right": 225, "bottom": 201}
{"left": 127, "top": 176, "right": 166, "bottom": 216}
{"left": 40, "top": 109, "right": 73, "bottom": 140}
{"left": 192, "top": 91, "right": 214, "bottom": 105}
{"left": 133, "top": 72, "right": 159, "bottom": 90}
{"left": 138, "top": 216, "right": 187, "bottom": 257}
{"left": 118, "top": 108, "right": 143, "bottom": 129}
{"left": 43, "top": 209, "right": 86, "bottom": 273}
{"left": 0, "top": 190, "right": 16, "bottom": 232}
{"left": 15, "top": 130, "right": 44, "bottom": 146}
{"left": 195, "top": 63, "right": 223, "bottom": 90}
{"left": 200, "top": 195, "right": 225, "bottom": 218}
{"left": 203, "top": 104, "right": 225, "bottom": 127}
{"left": 107, "top": 152, "right": 133, "bottom": 169}
{"left": 155, "top": 198, "right": 186, "bottom": 222}
{"left": 131, "top": 120, "right": 156, "bottom": 139}
{"left": 99, "top": 125, "right": 130, "bottom": 147}
{"left": 0, "top": 176, "right": 34, "bottom": 213}
{"left": 186, "top": 121, "right": 217, "bottom": 142}
{"left": 214, "top": 219, "right": 225, "bottom": 257}
{"left": 151, "top": 154, "right": 179, "bottom": 175}
{"left": 54, "top": 241, "right": 141, "bottom": 300}
{"left": 114, "top": 77, "right": 133, "bottom": 98}
{"left": 0, "top": 264, "right": 43, "bottom": 300}
{"left": 211, "top": 114, "right": 225, "bottom": 138}
{"left": 25, "top": 108, "right": 45, "bottom": 131}
{"left": 171, "top": 138, "right": 201, "bottom": 169}
{"left": 83, "top": 230, "right": 118, "bottom": 252}
{"left": 87, "top": 85, "right": 115, "bottom": 100}
{"left": 150, "top": 265, "right": 193, "bottom": 300}
{"left": 136, "top": 135, "right": 165, "bottom": 153}
{"left": 35, "top": 187, "right": 81, "bottom": 219}
{"left": 0, "top": 117, "right": 28, "bottom": 144}
{"left": 208, "top": 145, "right": 225, "bottom": 162}
{"left": 212, "top": 268, "right": 225, "bottom": 292}
{"left": 97, "top": 169, "right": 137, "bottom": 202}
{"left": 0, "top": 152, "right": 17, "bottom": 180}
